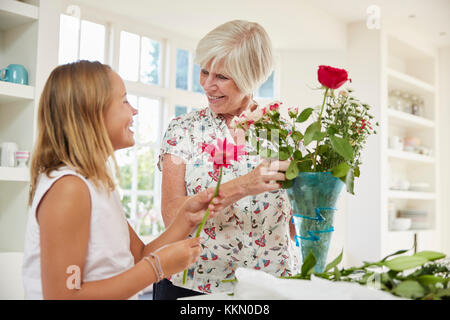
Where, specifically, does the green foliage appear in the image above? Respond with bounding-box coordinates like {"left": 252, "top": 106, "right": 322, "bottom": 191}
{"left": 281, "top": 249, "right": 450, "bottom": 300}
{"left": 236, "top": 86, "right": 379, "bottom": 195}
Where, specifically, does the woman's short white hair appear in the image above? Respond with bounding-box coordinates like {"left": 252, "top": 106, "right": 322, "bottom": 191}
{"left": 194, "top": 20, "right": 274, "bottom": 95}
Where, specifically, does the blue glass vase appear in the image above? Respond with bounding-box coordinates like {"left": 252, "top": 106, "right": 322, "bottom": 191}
{"left": 286, "top": 172, "right": 345, "bottom": 273}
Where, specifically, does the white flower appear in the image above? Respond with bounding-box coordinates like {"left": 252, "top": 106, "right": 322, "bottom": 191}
{"left": 230, "top": 116, "right": 241, "bottom": 129}
{"left": 288, "top": 107, "right": 299, "bottom": 118}
{"left": 246, "top": 107, "right": 264, "bottom": 122}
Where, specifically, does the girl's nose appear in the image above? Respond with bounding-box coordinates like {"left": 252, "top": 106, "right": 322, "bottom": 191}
{"left": 131, "top": 105, "right": 138, "bottom": 116}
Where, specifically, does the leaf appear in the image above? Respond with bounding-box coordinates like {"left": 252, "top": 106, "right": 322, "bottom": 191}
{"left": 298, "top": 159, "right": 313, "bottom": 172}
{"left": 435, "top": 288, "right": 450, "bottom": 299}
{"left": 286, "top": 160, "right": 299, "bottom": 180}
{"left": 331, "top": 162, "right": 350, "bottom": 178}
{"left": 414, "top": 251, "right": 446, "bottom": 262}
{"left": 280, "top": 179, "right": 293, "bottom": 189}
{"left": 329, "top": 135, "right": 354, "bottom": 161}
{"left": 392, "top": 280, "right": 426, "bottom": 299}
{"left": 296, "top": 107, "right": 314, "bottom": 123}
{"left": 314, "top": 131, "right": 327, "bottom": 142}
{"left": 293, "top": 150, "right": 303, "bottom": 160}
{"left": 317, "top": 144, "right": 329, "bottom": 155}
{"left": 384, "top": 255, "right": 428, "bottom": 271}
{"left": 324, "top": 249, "right": 343, "bottom": 272}
{"left": 301, "top": 250, "right": 317, "bottom": 277}
{"left": 417, "top": 275, "right": 446, "bottom": 287}
{"left": 279, "top": 146, "right": 293, "bottom": 161}
{"left": 345, "top": 167, "right": 355, "bottom": 195}
{"left": 380, "top": 249, "right": 410, "bottom": 262}
{"left": 291, "top": 131, "right": 303, "bottom": 143}
{"left": 259, "top": 148, "right": 271, "bottom": 158}
{"left": 303, "top": 122, "right": 321, "bottom": 146}
{"left": 333, "top": 266, "right": 341, "bottom": 281}
{"left": 354, "top": 165, "right": 360, "bottom": 178}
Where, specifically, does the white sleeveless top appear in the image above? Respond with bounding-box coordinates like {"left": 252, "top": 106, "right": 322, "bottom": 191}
{"left": 22, "top": 167, "right": 137, "bottom": 299}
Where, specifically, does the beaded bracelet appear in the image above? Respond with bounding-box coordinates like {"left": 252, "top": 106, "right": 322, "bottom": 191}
{"left": 149, "top": 253, "right": 165, "bottom": 281}
{"left": 144, "top": 257, "right": 161, "bottom": 282}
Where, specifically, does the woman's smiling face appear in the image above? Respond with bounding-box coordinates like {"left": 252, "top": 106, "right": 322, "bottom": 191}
{"left": 200, "top": 59, "right": 252, "bottom": 120}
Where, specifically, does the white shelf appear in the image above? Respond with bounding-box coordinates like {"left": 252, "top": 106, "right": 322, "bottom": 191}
{"left": 387, "top": 68, "right": 435, "bottom": 93}
{"left": 387, "top": 149, "right": 435, "bottom": 164}
{"left": 347, "top": 24, "right": 441, "bottom": 264}
{"left": 0, "top": 0, "right": 39, "bottom": 31}
{"left": 0, "top": 81, "right": 35, "bottom": 104}
{"left": 0, "top": 167, "right": 29, "bottom": 182}
{"left": 387, "top": 108, "right": 434, "bottom": 129}
{"left": 388, "top": 190, "right": 436, "bottom": 200}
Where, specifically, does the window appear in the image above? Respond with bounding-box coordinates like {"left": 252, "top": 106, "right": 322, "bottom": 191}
{"left": 192, "top": 63, "right": 203, "bottom": 93}
{"left": 175, "top": 48, "right": 204, "bottom": 94}
{"left": 115, "top": 95, "right": 164, "bottom": 236}
{"left": 256, "top": 72, "right": 275, "bottom": 99}
{"left": 176, "top": 49, "right": 189, "bottom": 90}
{"left": 58, "top": 14, "right": 106, "bottom": 64}
{"left": 119, "top": 31, "right": 161, "bottom": 85}
{"left": 175, "top": 105, "right": 188, "bottom": 117}
{"left": 174, "top": 105, "right": 201, "bottom": 118}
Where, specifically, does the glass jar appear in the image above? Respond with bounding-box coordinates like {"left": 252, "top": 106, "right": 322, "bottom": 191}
{"left": 401, "top": 91, "right": 412, "bottom": 113}
{"left": 410, "top": 95, "right": 420, "bottom": 116}
{"left": 418, "top": 97, "right": 425, "bottom": 118}
{"left": 388, "top": 202, "right": 397, "bottom": 230}
{"left": 388, "top": 89, "right": 396, "bottom": 109}
{"left": 392, "top": 90, "right": 403, "bottom": 111}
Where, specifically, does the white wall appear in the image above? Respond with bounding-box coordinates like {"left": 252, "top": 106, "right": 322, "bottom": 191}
{"left": 439, "top": 46, "right": 450, "bottom": 256}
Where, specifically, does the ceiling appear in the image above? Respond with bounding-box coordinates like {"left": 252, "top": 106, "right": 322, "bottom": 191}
{"left": 75, "top": 0, "right": 450, "bottom": 50}
{"left": 313, "top": 0, "right": 450, "bottom": 49}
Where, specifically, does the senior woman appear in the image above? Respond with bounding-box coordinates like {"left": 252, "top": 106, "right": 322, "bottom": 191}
{"left": 155, "top": 20, "right": 299, "bottom": 300}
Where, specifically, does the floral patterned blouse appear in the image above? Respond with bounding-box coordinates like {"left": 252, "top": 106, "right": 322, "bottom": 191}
{"left": 158, "top": 107, "right": 300, "bottom": 294}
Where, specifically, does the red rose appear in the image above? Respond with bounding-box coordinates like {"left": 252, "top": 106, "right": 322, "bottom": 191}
{"left": 317, "top": 65, "right": 350, "bottom": 89}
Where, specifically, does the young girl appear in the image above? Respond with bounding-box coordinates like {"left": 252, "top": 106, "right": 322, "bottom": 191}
{"left": 22, "top": 60, "right": 222, "bottom": 300}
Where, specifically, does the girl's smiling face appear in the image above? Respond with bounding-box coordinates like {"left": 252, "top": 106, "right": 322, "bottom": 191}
{"left": 104, "top": 71, "right": 138, "bottom": 151}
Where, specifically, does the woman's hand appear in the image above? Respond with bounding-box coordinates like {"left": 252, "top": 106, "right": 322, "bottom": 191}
{"left": 177, "top": 188, "right": 225, "bottom": 232}
{"left": 152, "top": 237, "right": 204, "bottom": 277}
{"left": 241, "top": 159, "right": 290, "bottom": 196}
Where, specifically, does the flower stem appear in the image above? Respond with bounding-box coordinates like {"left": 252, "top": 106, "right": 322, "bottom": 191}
{"left": 313, "top": 87, "right": 329, "bottom": 170}
{"left": 182, "top": 167, "right": 223, "bottom": 285}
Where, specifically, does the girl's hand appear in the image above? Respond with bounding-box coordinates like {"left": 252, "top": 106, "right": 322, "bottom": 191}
{"left": 153, "top": 237, "right": 203, "bottom": 277}
{"left": 241, "top": 159, "right": 290, "bottom": 196}
{"left": 179, "top": 188, "right": 225, "bottom": 231}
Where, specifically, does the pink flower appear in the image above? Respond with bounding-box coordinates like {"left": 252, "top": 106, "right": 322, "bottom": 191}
{"left": 269, "top": 103, "right": 279, "bottom": 111}
{"left": 230, "top": 101, "right": 283, "bottom": 130}
{"left": 201, "top": 138, "right": 247, "bottom": 170}
{"left": 266, "top": 100, "right": 282, "bottom": 111}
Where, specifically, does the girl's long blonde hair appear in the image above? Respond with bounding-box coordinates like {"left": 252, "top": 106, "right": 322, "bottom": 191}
{"left": 29, "top": 60, "right": 118, "bottom": 205}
